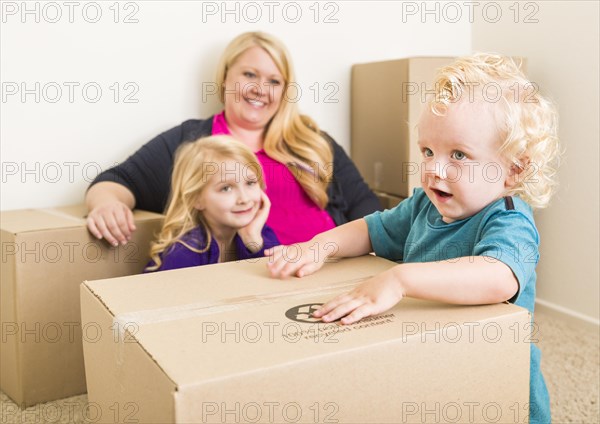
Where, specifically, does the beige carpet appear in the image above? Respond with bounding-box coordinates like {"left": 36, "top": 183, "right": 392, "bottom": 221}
{"left": 536, "top": 309, "right": 600, "bottom": 423}
{"left": 1, "top": 308, "right": 598, "bottom": 423}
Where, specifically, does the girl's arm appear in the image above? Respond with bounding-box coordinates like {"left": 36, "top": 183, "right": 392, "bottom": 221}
{"left": 238, "top": 191, "right": 271, "bottom": 253}
{"left": 266, "top": 218, "right": 373, "bottom": 278}
{"left": 313, "top": 256, "right": 519, "bottom": 325}
{"left": 151, "top": 242, "right": 208, "bottom": 271}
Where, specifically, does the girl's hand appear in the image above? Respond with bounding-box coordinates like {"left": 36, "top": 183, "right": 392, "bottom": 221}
{"left": 266, "top": 239, "right": 333, "bottom": 278}
{"left": 238, "top": 191, "right": 271, "bottom": 253}
{"left": 312, "top": 268, "right": 405, "bottom": 325}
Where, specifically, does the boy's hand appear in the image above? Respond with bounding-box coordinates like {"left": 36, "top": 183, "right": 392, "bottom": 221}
{"left": 239, "top": 191, "right": 270, "bottom": 253}
{"left": 265, "top": 239, "right": 335, "bottom": 278}
{"left": 267, "top": 219, "right": 370, "bottom": 278}
{"left": 312, "top": 268, "right": 405, "bottom": 325}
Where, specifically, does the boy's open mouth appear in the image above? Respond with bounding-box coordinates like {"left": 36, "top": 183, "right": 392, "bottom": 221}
{"left": 432, "top": 188, "right": 453, "bottom": 198}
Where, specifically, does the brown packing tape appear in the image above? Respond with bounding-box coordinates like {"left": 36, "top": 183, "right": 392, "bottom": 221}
{"left": 112, "top": 277, "right": 371, "bottom": 339}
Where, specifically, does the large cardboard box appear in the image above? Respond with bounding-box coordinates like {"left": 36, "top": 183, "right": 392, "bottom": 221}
{"left": 351, "top": 57, "right": 456, "bottom": 198}
{"left": 81, "top": 256, "right": 531, "bottom": 423}
{"left": 374, "top": 190, "right": 404, "bottom": 210}
{"left": 1, "top": 205, "right": 163, "bottom": 407}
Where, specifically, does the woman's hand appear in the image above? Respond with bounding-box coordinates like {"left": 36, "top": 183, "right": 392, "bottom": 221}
{"left": 238, "top": 191, "right": 271, "bottom": 253}
{"left": 312, "top": 267, "right": 405, "bottom": 325}
{"left": 85, "top": 182, "right": 137, "bottom": 246}
{"left": 87, "top": 200, "right": 136, "bottom": 247}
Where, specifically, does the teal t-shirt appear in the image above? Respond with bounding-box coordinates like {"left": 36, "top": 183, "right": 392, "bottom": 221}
{"left": 364, "top": 188, "right": 539, "bottom": 312}
{"left": 364, "top": 188, "right": 550, "bottom": 423}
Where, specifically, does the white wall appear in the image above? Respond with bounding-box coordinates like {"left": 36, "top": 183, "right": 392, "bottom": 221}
{"left": 1, "top": 1, "right": 471, "bottom": 210}
{"left": 473, "top": 1, "right": 600, "bottom": 321}
{"left": 2, "top": 2, "right": 596, "bottom": 319}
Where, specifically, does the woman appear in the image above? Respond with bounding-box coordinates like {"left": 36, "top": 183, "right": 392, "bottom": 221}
{"left": 86, "top": 31, "right": 381, "bottom": 246}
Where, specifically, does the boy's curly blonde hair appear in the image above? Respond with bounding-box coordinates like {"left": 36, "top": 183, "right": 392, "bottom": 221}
{"left": 431, "top": 53, "right": 561, "bottom": 209}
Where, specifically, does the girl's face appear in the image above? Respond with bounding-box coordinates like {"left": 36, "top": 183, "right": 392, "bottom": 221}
{"left": 418, "top": 100, "right": 516, "bottom": 223}
{"left": 223, "top": 46, "right": 285, "bottom": 131}
{"left": 194, "top": 160, "right": 262, "bottom": 235}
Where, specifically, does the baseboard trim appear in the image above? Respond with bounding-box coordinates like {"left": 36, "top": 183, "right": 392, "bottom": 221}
{"left": 535, "top": 298, "right": 600, "bottom": 328}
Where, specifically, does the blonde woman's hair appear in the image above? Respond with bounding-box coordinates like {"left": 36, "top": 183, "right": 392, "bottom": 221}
{"left": 215, "top": 31, "right": 333, "bottom": 208}
{"left": 146, "top": 136, "right": 265, "bottom": 271}
{"left": 430, "top": 53, "right": 561, "bottom": 209}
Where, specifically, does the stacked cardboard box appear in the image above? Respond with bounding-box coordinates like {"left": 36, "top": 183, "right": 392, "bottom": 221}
{"left": 352, "top": 57, "right": 456, "bottom": 198}
{"left": 1, "top": 205, "right": 163, "bottom": 406}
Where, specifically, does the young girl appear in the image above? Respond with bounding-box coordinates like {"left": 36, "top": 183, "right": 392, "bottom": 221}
{"left": 145, "top": 136, "right": 279, "bottom": 272}
{"left": 266, "top": 53, "right": 560, "bottom": 424}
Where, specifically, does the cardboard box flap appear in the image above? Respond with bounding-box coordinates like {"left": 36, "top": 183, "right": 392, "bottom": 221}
{"left": 1, "top": 207, "right": 85, "bottom": 233}
{"left": 84, "top": 256, "right": 530, "bottom": 389}
{"left": 0, "top": 205, "right": 162, "bottom": 234}
{"left": 83, "top": 256, "right": 393, "bottom": 316}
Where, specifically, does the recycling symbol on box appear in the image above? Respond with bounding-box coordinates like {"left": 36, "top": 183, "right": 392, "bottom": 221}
{"left": 285, "top": 303, "right": 324, "bottom": 323}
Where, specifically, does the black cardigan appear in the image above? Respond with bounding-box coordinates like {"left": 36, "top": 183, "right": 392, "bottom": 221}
{"left": 90, "top": 118, "right": 382, "bottom": 225}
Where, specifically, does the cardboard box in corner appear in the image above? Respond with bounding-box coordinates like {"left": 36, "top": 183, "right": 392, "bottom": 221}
{"left": 0, "top": 205, "right": 163, "bottom": 407}
{"left": 81, "top": 256, "right": 531, "bottom": 424}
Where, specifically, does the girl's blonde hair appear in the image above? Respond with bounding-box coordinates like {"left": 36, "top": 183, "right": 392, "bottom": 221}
{"left": 431, "top": 53, "right": 561, "bottom": 208}
{"left": 146, "top": 136, "right": 265, "bottom": 271}
{"left": 215, "top": 31, "right": 333, "bottom": 209}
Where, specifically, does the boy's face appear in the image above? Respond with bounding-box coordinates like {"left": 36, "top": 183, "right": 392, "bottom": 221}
{"left": 417, "top": 100, "right": 514, "bottom": 223}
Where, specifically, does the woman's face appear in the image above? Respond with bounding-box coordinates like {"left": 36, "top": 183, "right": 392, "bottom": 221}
{"left": 223, "top": 46, "right": 285, "bottom": 131}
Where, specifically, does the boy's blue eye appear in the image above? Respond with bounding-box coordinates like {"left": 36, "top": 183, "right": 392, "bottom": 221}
{"left": 452, "top": 151, "right": 467, "bottom": 160}
{"left": 243, "top": 71, "right": 256, "bottom": 78}
{"left": 247, "top": 180, "right": 258, "bottom": 186}
{"left": 422, "top": 148, "right": 434, "bottom": 158}
{"left": 268, "top": 79, "right": 281, "bottom": 86}
{"left": 220, "top": 185, "right": 232, "bottom": 192}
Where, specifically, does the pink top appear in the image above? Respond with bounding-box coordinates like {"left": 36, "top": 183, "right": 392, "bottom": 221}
{"left": 212, "top": 112, "right": 335, "bottom": 244}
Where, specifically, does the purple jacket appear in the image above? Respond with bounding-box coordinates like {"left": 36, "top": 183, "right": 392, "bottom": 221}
{"left": 144, "top": 225, "right": 280, "bottom": 272}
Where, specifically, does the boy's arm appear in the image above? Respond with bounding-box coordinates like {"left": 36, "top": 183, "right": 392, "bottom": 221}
{"left": 398, "top": 257, "right": 518, "bottom": 304}
{"left": 265, "top": 219, "right": 372, "bottom": 278}
{"left": 314, "top": 256, "right": 518, "bottom": 325}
